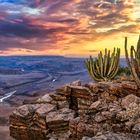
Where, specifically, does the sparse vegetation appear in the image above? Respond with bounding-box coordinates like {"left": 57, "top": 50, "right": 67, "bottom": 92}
{"left": 125, "top": 35, "right": 140, "bottom": 88}
{"left": 84, "top": 48, "right": 120, "bottom": 81}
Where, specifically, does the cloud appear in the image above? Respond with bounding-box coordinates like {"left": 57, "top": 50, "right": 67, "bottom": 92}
{"left": 0, "top": 0, "right": 139, "bottom": 55}
{"left": 0, "top": 19, "right": 68, "bottom": 38}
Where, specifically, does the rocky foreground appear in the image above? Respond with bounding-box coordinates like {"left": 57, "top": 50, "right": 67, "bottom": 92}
{"left": 9, "top": 79, "right": 140, "bottom": 140}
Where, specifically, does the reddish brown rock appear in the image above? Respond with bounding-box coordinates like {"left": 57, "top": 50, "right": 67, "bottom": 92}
{"left": 10, "top": 104, "right": 40, "bottom": 127}
{"left": 33, "top": 103, "right": 57, "bottom": 129}
{"left": 121, "top": 81, "right": 138, "bottom": 90}
{"left": 85, "top": 82, "right": 100, "bottom": 93}
{"left": 9, "top": 80, "right": 140, "bottom": 140}
{"left": 69, "top": 85, "right": 93, "bottom": 99}
{"left": 82, "top": 132, "right": 140, "bottom": 140}
{"left": 49, "top": 92, "right": 67, "bottom": 101}
{"left": 46, "top": 131, "right": 71, "bottom": 140}
{"left": 88, "top": 100, "right": 104, "bottom": 114}
{"left": 46, "top": 108, "right": 75, "bottom": 132}
{"left": 10, "top": 125, "right": 48, "bottom": 140}
{"left": 108, "top": 82, "right": 122, "bottom": 95}
{"left": 117, "top": 103, "right": 140, "bottom": 122}
{"left": 101, "top": 111, "right": 113, "bottom": 120}
{"left": 132, "top": 123, "right": 140, "bottom": 134}
{"left": 78, "top": 98, "right": 93, "bottom": 114}
{"left": 101, "top": 91, "right": 118, "bottom": 102}
{"left": 36, "top": 93, "right": 53, "bottom": 104}
{"left": 71, "top": 80, "right": 81, "bottom": 86}
{"left": 89, "top": 100, "right": 101, "bottom": 110}
{"left": 57, "top": 100, "right": 69, "bottom": 109}
{"left": 121, "top": 94, "right": 140, "bottom": 109}
{"left": 94, "top": 113, "right": 106, "bottom": 123}
{"left": 56, "top": 86, "right": 71, "bottom": 97}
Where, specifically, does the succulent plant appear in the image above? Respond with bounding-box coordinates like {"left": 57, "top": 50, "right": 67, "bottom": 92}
{"left": 125, "top": 35, "right": 140, "bottom": 88}
{"left": 85, "top": 48, "right": 120, "bottom": 82}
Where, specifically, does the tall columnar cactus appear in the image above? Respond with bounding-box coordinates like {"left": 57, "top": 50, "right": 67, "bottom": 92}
{"left": 84, "top": 48, "right": 120, "bottom": 82}
{"left": 125, "top": 35, "right": 140, "bottom": 88}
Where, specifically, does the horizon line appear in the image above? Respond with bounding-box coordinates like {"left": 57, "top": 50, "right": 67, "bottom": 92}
{"left": 0, "top": 54, "right": 126, "bottom": 58}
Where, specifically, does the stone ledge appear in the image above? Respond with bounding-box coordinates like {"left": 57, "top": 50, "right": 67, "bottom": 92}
{"left": 9, "top": 80, "right": 140, "bottom": 140}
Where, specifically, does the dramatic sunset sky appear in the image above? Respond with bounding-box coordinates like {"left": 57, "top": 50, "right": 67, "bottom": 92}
{"left": 0, "top": 0, "right": 140, "bottom": 56}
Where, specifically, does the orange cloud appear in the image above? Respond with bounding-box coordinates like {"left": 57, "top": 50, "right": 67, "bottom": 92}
{"left": 0, "top": 0, "right": 140, "bottom": 56}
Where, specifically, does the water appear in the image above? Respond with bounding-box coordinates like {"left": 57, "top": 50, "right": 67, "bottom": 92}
{"left": 0, "top": 90, "right": 16, "bottom": 102}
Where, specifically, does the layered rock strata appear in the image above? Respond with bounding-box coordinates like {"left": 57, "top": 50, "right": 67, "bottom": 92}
{"left": 10, "top": 80, "right": 140, "bottom": 140}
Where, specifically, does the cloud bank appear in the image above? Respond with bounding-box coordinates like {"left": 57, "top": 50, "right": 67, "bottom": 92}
{"left": 0, "top": 0, "right": 139, "bottom": 55}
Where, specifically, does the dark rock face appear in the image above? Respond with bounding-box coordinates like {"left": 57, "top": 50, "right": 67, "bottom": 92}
{"left": 9, "top": 80, "right": 140, "bottom": 140}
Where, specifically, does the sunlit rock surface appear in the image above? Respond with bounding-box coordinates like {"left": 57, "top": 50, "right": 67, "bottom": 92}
{"left": 9, "top": 80, "right": 140, "bottom": 140}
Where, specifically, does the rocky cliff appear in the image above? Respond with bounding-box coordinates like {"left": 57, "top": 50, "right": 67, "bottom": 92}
{"left": 9, "top": 79, "right": 140, "bottom": 140}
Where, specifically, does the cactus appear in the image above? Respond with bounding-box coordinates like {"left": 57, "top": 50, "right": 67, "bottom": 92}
{"left": 124, "top": 35, "right": 140, "bottom": 88}
{"left": 84, "top": 48, "right": 120, "bottom": 82}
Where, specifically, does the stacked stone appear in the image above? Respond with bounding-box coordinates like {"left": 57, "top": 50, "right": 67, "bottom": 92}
{"left": 37, "top": 89, "right": 70, "bottom": 109}
{"left": 9, "top": 80, "right": 140, "bottom": 140}
{"left": 69, "top": 93, "right": 140, "bottom": 139}
{"left": 10, "top": 104, "right": 40, "bottom": 127}
{"left": 67, "top": 85, "right": 97, "bottom": 115}
{"left": 46, "top": 108, "right": 75, "bottom": 132}
{"left": 49, "top": 91, "right": 69, "bottom": 109}
{"left": 9, "top": 83, "right": 76, "bottom": 140}
{"left": 33, "top": 103, "right": 57, "bottom": 129}
{"left": 9, "top": 104, "right": 43, "bottom": 140}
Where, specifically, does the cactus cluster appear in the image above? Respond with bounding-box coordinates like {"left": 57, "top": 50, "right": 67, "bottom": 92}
{"left": 85, "top": 35, "right": 140, "bottom": 86}
{"left": 85, "top": 48, "right": 120, "bottom": 81}
{"left": 125, "top": 36, "right": 140, "bottom": 88}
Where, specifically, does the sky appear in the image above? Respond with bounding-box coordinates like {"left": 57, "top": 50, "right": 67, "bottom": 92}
{"left": 0, "top": 0, "right": 140, "bottom": 56}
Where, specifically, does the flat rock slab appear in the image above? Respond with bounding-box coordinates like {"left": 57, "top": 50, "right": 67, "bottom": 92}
{"left": 46, "top": 108, "right": 75, "bottom": 131}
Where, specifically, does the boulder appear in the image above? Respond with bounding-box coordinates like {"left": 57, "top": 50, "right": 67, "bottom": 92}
{"left": 101, "top": 91, "right": 118, "bottom": 102}
{"left": 117, "top": 103, "right": 140, "bottom": 122}
{"left": 69, "top": 86, "right": 93, "bottom": 99}
{"left": 33, "top": 103, "right": 57, "bottom": 129}
{"left": 121, "top": 94, "right": 140, "bottom": 109}
{"left": 89, "top": 100, "right": 101, "bottom": 110}
{"left": 132, "top": 123, "right": 140, "bottom": 134}
{"left": 10, "top": 104, "right": 40, "bottom": 127}
{"left": 46, "top": 108, "right": 75, "bottom": 132}
{"left": 121, "top": 81, "right": 138, "bottom": 90}
{"left": 36, "top": 93, "right": 53, "bottom": 104}
{"left": 71, "top": 80, "right": 81, "bottom": 86}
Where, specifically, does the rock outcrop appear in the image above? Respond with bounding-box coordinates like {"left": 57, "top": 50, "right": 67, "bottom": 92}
{"left": 9, "top": 80, "right": 140, "bottom": 140}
